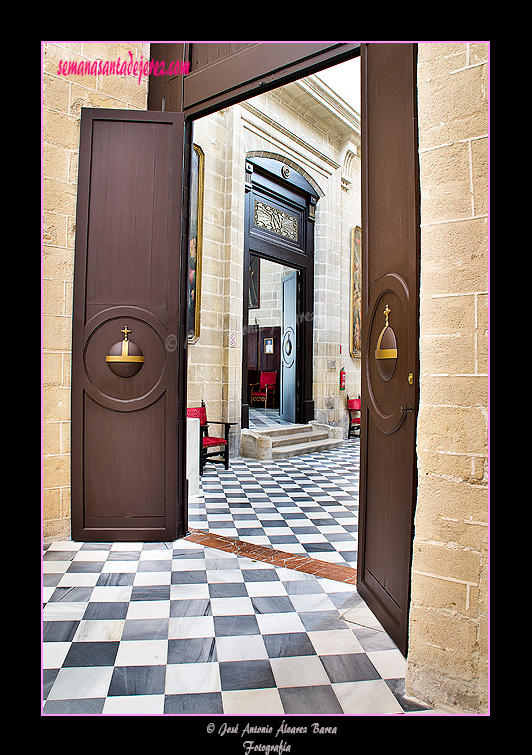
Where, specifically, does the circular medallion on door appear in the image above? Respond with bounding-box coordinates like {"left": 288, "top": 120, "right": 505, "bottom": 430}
{"left": 83, "top": 307, "right": 168, "bottom": 412}
{"left": 282, "top": 327, "right": 295, "bottom": 368}
{"left": 365, "top": 274, "right": 411, "bottom": 435}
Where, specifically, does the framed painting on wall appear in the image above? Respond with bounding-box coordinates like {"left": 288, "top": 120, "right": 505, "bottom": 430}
{"left": 350, "top": 226, "right": 362, "bottom": 357}
{"left": 188, "top": 144, "right": 204, "bottom": 342}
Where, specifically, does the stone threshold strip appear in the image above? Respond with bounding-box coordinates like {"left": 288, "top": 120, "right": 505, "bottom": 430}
{"left": 185, "top": 528, "right": 357, "bottom": 586}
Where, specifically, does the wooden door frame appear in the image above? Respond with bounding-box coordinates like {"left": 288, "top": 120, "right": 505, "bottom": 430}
{"left": 148, "top": 43, "right": 362, "bottom": 118}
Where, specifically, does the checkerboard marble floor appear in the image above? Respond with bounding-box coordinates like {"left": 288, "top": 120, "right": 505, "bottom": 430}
{"left": 42, "top": 437, "right": 434, "bottom": 716}
{"left": 43, "top": 538, "right": 432, "bottom": 715}
{"left": 189, "top": 437, "right": 360, "bottom": 569}
{"left": 247, "top": 407, "right": 294, "bottom": 428}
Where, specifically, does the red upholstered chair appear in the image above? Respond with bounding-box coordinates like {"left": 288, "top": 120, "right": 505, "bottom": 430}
{"left": 187, "top": 401, "right": 234, "bottom": 475}
{"left": 250, "top": 371, "right": 277, "bottom": 408}
{"left": 347, "top": 396, "right": 361, "bottom": 438}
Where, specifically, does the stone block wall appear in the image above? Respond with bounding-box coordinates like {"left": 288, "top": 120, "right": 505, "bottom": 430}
{"left": 250, "top": 259, "right": 292, "bottom": 328}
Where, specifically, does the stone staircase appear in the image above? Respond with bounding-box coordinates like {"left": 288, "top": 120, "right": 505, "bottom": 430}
{"left": 241, "top": 421, "right": 343, "bottom": 461}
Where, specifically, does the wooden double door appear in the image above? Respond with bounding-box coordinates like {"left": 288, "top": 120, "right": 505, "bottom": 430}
{"left": 70, "top": 42, "right": 419, "bottom": 655}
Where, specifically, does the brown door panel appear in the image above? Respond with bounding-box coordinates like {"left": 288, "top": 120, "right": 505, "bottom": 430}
{"left": 71, "top": 110, "right": 186, "bottom": 542}
{"left": 358, "top": 44, "right": 420, "bottom": 655}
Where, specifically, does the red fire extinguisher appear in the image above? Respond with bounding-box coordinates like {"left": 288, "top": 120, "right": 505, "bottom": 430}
{"left": 340, "top": 367, "right": 346, "bottom": 391}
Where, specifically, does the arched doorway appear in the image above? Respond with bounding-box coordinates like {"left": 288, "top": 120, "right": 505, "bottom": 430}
{"left": 241, "top": 156, "right": 319, "bottom": 429}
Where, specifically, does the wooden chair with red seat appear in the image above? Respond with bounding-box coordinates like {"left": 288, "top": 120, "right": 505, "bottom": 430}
{"left": 250, "top": 371, "right": 277, "bottom": 408}
{"left": 347, "top": 396, "right": 361, "bottom": 438}
{"left": 186, "top": 401, "right": 234, "bottom": 475}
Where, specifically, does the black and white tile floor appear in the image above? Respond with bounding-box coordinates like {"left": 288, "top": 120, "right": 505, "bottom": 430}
{"left": 42, "top": 432, "right": 435, "bottom": 716}
{"left": 189, "top": 438, "right": 360, "bottom": 569}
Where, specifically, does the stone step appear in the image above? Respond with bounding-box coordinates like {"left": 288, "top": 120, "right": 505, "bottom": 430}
{"left": 259, "top": 424, "right": 312, "bottom": 437}
{"left": 241, "top": 422, "right": 343, "bottom": 461}
{"left": 271, "top": 429, "right": 330, "bottom": 448}
{"left": 271, "top": 437, "right": 343, "bottom": 459}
